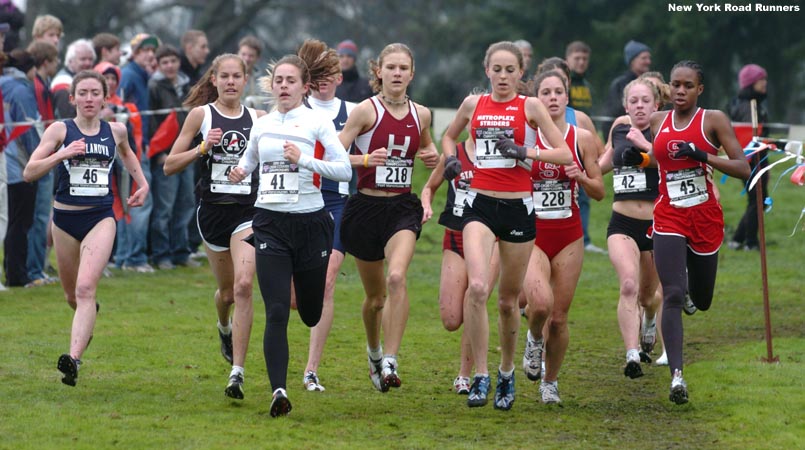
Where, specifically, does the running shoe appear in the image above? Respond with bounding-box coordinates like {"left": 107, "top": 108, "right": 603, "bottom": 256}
{"left": 655, "top": 350, "right": 669, "bottom": 366}
{"left": 303, "top": 371, "right": 325, "bottom": 392}
{"left": 522, "top": 333, "right": 544, "bottom": 381}
{"left": 57, "top": 354, "right": 80, "bottom": 387}
{"left": 225, "top": 373, "right": 244, "bottom": 399}
{"left": 453, "top": 376, "right": 471, "bottom": 395}
{"left": 624, "top": 349, "right": 644, "bottom": 379}
{"left": 683, "top": 293, "right": 697, "bottom": 315}
{"left": 493, "top": 370, "right": 516, "bottom": 411}
{"left": 640, "top": 313, "right": 657, "bottom": 354}
{"left": 669, "top": 369, "right": 688, "bottom": 404}
{"left": 381, "top": 356, "right": 401, "bottom": 389}
{"left": 219, "top": 329, "right": 233, "bottom": 364}
{"left": 539, "top": 380, "right": 561, "bottom": 404}
{"left": 270, "top": 388, "right": 292, "bottom": 417}
{"left": 467, "top": 374, "right": 491, "bottom": 407}
{"left": 584, "top": 243, "right": 607, "bottom": 254}
{"left": 368, "top": 355, "right": 388, "bottom": 392}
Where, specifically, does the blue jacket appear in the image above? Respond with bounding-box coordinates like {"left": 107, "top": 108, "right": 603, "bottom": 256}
{"left": 1, "top": 67, "right": 41, "bottom": 184}
{"left": 119, "top": 61, "right": 151, "bottom": 145}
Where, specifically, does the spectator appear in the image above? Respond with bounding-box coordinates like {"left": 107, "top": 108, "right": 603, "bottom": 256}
{"left": 602, "top": 40, "right": 651, "bottom": 136}
{"left": 0, "top": 0, "right": 24, "bottom": 52}
{"left": 237, "top": 35, "right": 266, "bottom": 110}
{"left": 513, "top": 39, "right": 534, "bottom": 80}
{"left": 566, "top": 40, "right": 593, "bottom": 114}
{"left": 116, "top": 32, "right": 159, "bottom": 273}
{"left": 51, "top": 39, "right": 95, "bottom": 119}
{"left": 179, "top": 30, "right": 209, "bottom": 88}
{"left": 147, "top": 45, "right": 196, "bottom": 270}
{"left": 92, "top": 32, "right": 122, "bottom": 66}
{"left": 334, "top": 39, "right": 372, "bottom": 103}
{"left": 31, "top": 14, "right": 63, "bottom": 49}
{"left": 1, "top": 49, "right": 40, "bottom": 287}
{"left": 727, "top": 64, "right": 769, "bottom": 251}
{"left": 25, "top": 41, "right": 60, "bottom": 287}
{"left": 0, "top": 26, "right": 7, "bottom": 290}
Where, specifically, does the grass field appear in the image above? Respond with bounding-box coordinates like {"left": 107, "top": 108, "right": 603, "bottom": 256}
{"left": 2, "top": 154, "right": 803, "bottom": 449}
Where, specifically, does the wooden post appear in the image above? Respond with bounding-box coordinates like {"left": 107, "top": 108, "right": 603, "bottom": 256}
{"left": 751, "top": 99, "right": 779, "bottom": 363}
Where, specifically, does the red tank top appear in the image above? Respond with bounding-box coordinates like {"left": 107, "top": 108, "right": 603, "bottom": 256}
{"left": 470, "top": 94, "right": 536, "bottom": 192}
{"left": 531, "top": 125, "right": 582, "bottom": 219}
{"left": 653, "top": 108, "right": 719, "bottom": 208}
{"left": 354, "top": 96, "right": 421, "bottom": 193}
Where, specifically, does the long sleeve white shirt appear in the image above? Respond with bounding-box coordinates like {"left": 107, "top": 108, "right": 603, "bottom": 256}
{"left": 238, "top": 104, "right": 352, "bottom": 213}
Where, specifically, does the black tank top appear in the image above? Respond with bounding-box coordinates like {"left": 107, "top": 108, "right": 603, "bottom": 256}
{"left": 197, "top": 104, "right": 259, "bottom": 205}
{"left": 611, "top": 123, "right": 659, "bottom": 202}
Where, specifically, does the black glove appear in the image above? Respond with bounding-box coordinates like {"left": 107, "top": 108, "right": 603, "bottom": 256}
{"left": 442, "top": 155, "right": 463, "bottom": 180}
{"left": 494, "top": 138, "right": 528, "bottom": 161}
{"left": 675, "top": 142, "right": 708, "bottom": 163}
{"left": 622, "top": 146, "right": 646, "bottom": 167}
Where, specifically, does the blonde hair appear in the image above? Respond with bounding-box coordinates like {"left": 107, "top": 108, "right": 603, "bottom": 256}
{"left": 184, "top": 54, "right": 246, "bottom": 108}
{"left": 622, "top": 78, "right": 661, "bottom": 110}
{"left": 32, "top": 15, "right": 63, "bottom": 39}
{"left": 639, "top": 71, "right": 671, "bottom": 108}
{"left": 368, "top": 43, "right": 415, "bottom": 93}
{"left": 260, "top": 39, "right": 341, "bottom": 102}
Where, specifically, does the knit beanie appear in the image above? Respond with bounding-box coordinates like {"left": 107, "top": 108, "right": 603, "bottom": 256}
{"left": 337, "top": 40, "right": 358, "bottom": 58}
{"left": 623, "top": 40, "right": 650, "bottom": 66}
{"left": 738, "top": 64, "right": 767, "bottom": 89}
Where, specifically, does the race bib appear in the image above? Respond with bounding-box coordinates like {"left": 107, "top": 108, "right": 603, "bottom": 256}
{"left": 532, "top": 179, "right": 572, "bottom": 219}
{"left": 667, "top": 167, "right": 708, "bottom": 208}
{"left": 69, "top": 159, "right": 111, "bottom": 196}
{"left": 211, "top": 162, "right": 251, "bottom": 194}
{"left": 375, "top": 156, "right": 413, "bottom": 189}
{"left": 613, "top": 167, "right": 648, "bottom": 194}
{"left": 452, "top": 178, "right": 471, "bottom": 217}
{"left": 258, "top": 161, "right": 299, "bottom": 203}
{"left": 475, "top": 127, "right": 515, "bottom": 169}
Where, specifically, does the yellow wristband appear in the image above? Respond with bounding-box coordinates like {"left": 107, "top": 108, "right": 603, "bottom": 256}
{"left": 363, "top": 153, "right": 369, "bottom": 168}
{"left": 199, "top": 140, "right": 207, "bottom": 155}
{"left": 639, "top": 152, "right": 651, "bottom": 168}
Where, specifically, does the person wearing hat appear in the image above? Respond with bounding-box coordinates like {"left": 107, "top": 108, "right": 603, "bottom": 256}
{"left": 602, "top": 40, "right": 652, "bottom": 137}
{"left": 116, "top": 32, "right": 159, "bottom": 273}
{"left": 1, "top": 49, "right": 40, "bottom": 287}
{"left": 334, "top": 39, "right": 372, "bottom": 103}
{"left": 727, "top": 64, "right": 769, "bottom": 251}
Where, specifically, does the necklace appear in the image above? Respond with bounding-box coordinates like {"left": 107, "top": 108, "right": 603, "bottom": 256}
{"left": 382, "top": 95, "right": 409, "bottom": 106}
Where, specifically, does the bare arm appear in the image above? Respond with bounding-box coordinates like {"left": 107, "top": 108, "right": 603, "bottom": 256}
{"left": 164, "top": 107, "right": 207, "bottom": 176}
{"left": 414, "top": 104, "right": 439, "bottom": 169}
{"left": 441, "top": 95, "right": 477, "bottom": 159}
{"left": 569, "top": 128, "right": 605, "bottom": 201}
{"left": 23, "top": 122, "right": 70, "bottom": 183}
{"left": 706, "top": 109, "right": 751, "bottom": 179}
{"left": 421, "top": 154, "right": 447, "bottom": 224}
{"left": 111, "top": 122, "right": 149, "bottom": 206}
{"left": 525, "top": 98, "right": 573, "bottom": 165}
{"left": 576, "top": 110, "right": 605, "bottom": 157}
{"left": 338, "top": 99, "right": 388, "bottom": 168}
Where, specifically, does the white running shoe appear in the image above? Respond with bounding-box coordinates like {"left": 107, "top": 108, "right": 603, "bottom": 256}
{"left": 303, "top": 371, "right": 325, "bottom": 392}
{"left": 381, "top": 356, "right": 401, "bottom": 389}
{"left": 453, "top": 376, "right": 471, "bottom": 395}
{"left": 655, "top": 350, "right": 668, "bottom": 366}
{"left": 640, "top": 313, "right": 657, "bottom": 354}
{"left": 624, "top": 349, "right": 644, "bottom": 379}
{"left": 539, "top": 380, "right": 561, "bottom": 404}
{"left": 368, "top": 355, "right": 387, "bottom": 392}
{"left": 683, "top": 293, "right": 697, "bottom": 315}
{"left": 270, "top": 388, "right": 292, "bottom": 417}
{"left": 522, "top": 332, "right": 544, "bottom": 381}
{"left": 669, "top": 369, "right": 688, "bottom": 404}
